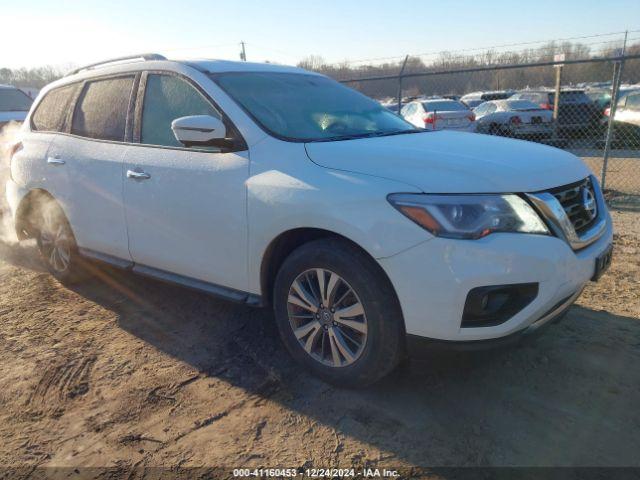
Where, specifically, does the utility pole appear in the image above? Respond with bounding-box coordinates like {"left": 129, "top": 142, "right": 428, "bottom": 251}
{"left": 397, "top": 55, "right": 409, "bottom": 113}
{"left": 240, "top": 41, "right": 247, "bottom": 61}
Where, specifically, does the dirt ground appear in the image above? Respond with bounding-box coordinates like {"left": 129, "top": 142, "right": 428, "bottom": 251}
{"left": 580, "top": 154, "right": 640, "bottom": 195}
{"left": 0, "top": 207, "right": 638, "bottom": 475}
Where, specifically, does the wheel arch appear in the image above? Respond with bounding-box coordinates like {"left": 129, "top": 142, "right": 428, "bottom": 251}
{"left": 259, "top": 227, "right": 402, "bottom": 320}
{"left": 14, "top": 188, "right": 57, "bottom": 240}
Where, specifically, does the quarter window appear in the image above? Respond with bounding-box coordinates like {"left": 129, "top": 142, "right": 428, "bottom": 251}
{"left": 31, "top": 84, "right": 78, "bottom": 132}
{"left": 140, "top": 74, "right": 220, "bottom": 148}
{"left": 71, "top": 76, "right": 135, "bottom": 141}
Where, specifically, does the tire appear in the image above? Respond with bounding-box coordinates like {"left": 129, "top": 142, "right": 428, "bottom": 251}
{"left": 273, "top": 238, "right": 405, "bottom": 387}
{"left": 34, "top": 198, "right": 88, "bottom": 284}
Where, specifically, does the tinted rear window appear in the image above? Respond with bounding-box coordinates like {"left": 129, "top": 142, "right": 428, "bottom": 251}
{"left": 482, "top": 93, "right": 510, "bottom": 100}
{"left": 550, "top": 91, "right": 591, "bottom": 104}
{"left": 422, "top": 100, "right": 468, "bottom": 112}
{"left": 31, "top": 84, "right": 77, "bottom": 132}
{"left": 71, "top": 76, "right": 134, "bottom": 141}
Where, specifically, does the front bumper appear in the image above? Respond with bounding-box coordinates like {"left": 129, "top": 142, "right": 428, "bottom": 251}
{"left": 378, "top": 212, "right": 613, "bottom": 342}
{"left": 406, "top": 287, "right": 579, "bottom": 355}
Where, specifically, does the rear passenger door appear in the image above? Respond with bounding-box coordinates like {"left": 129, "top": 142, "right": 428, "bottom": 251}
{"left": 47, "top": 74, "right": 137, "bottom": 262}
{"left": 23, "top": 84, "right": 79, "bottom": 200}
{"left": 122, "top": 72, "right": 249, "bottom": 292}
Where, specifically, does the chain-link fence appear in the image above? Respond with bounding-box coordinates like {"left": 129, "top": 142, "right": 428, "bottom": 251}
{"left": 339, "top": 54, "right": 640, "bottom": 206}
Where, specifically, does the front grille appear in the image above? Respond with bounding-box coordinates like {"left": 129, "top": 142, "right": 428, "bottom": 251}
{"left": 548, "top": 177, "right": 598, "bottom": 235}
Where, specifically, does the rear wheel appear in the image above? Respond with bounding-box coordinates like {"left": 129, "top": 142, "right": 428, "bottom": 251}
{"left": 273, "top": 238, "right": 405, "bottom": 387}
{"left": 35, "top": 199, "right": 87, "bottom": 283}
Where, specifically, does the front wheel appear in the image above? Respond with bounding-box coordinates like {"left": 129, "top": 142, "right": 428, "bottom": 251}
{"left": 273, "top": 238, "right": 405, "bottom": 387}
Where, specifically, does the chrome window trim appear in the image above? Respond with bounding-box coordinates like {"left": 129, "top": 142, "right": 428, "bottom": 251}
{"left": 526, "top": 175, "right": 607, "bottom": 251}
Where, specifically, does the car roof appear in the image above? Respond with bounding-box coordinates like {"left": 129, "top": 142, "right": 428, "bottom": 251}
{"left": 43, "top": 55, "right": 323, "bottom": 96}
{"left": 182, "top": 59, "right": 314, "bottom": 75}
{"left": 63, "top": 56, "right": 317, "bottom": 80}
{"left": 516, "top": 88, "right": 585, "bottom": 94}
{"left": 0, "top": 84, "right": 19, "bottom": 90}
{"left": 422, "top": 98, "right": 458, "bottom": 103}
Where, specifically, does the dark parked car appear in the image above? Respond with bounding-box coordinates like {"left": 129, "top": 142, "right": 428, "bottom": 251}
{"left": 510, "top": 89, "right": 601, "bottom": 134}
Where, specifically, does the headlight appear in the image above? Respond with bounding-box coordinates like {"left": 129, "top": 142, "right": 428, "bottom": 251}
{"left": 387, "top": 193, "right": 549, "bottom": 239}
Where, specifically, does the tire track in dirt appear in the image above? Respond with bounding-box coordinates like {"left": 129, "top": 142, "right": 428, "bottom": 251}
{"left": 27, "top": 355, "right": 96, "bottom": 417}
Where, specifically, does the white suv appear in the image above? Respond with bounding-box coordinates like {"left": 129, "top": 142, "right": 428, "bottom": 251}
{"left": 5, "top": 54, "right": 613, "bottom": 386}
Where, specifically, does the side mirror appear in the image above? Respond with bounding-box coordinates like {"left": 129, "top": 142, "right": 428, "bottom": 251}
{"left": 171, "top": 115, "right": 229, "bottom": 148}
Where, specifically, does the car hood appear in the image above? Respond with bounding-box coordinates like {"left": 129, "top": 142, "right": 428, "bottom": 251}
{"left": 0, "top": 111, "right": 28, "bottom": 123}
{"left": 304, "top": 131, "right": 591, "bottom": 193}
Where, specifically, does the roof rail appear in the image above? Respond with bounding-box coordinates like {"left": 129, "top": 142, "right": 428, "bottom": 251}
{"left": 66, "top": 53, "right": 167, "bottom": 76}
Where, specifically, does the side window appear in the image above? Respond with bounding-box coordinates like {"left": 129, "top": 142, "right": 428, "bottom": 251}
{"left": 617, "top": 95, "right": 628, "bottom": 109}
{"left": 140, "top": 74, "right": 220, "bottom": 148}
{"left": 626, "top": 94, "right": 640, "bottom": 111}
{"left": 71, "top": 76, "right": 135, "bottom": 141}
{"left": 485, "top": 103, "right": 497, "bottom": 114}
{"left": 31, "top": 84, "right": 78, "bottom": 132}
{"left": 475, "top": 103, "right": 488, "bottom": 115}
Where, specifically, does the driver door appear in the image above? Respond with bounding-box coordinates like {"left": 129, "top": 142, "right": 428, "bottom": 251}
{"left": 123, "top": 72, "right": 249, "bottom": 292}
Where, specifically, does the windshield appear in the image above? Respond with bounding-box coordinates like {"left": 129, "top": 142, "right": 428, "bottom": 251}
{"left": 0, "top": 88, "right": 33, "bottom": 111}
{"left": 212, "top": 72, "right": 417, "bottom": 141}
{"left": 422, "top": 100, "right": 468, "bottom": 112}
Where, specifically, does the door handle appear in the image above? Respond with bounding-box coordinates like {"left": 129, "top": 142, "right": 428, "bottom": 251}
{"left": 47, "top": 156, "right": 65, "bottom": 165}
{"left": 126, "top": 169, "right": 151, "bottom": 180}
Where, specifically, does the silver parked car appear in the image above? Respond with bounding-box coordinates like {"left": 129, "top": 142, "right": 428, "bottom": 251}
{"left": 401, "top": 99, "right": 475, "bottom": 131}
{"left": 474, "top": 100, "right": 553, "bottom": 139}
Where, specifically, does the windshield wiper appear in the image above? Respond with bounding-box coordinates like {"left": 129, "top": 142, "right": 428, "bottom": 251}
{"left": 374, "top": 129, "right": 425, "bottom": 137}
{"left": 310, "top": 129, "right": 424, "bottom": 143}
{"left": 310, "top": 132, "right": 384, "bottom": 143}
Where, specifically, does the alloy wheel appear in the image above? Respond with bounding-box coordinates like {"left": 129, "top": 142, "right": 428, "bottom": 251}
{"left": 287, "top": 268, "right": 368, "bottom": 367}
{"left": 39, "top": 209, "right": 71, "bottom": 273}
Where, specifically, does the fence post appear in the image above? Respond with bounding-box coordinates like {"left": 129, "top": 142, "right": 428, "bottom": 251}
{"left": 601, "top": 32, "right": 628, "bottom": 191}
{"left": 600, "top": 58, "right": 625, "bottom": 191}
{"left": 552, "top": 64, "right": 563, "bottom": 142}
{"left": 397, "top": 55, "right": 409, "bottom": 113}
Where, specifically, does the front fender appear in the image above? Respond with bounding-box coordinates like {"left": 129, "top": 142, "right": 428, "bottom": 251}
{"left": 245, "top": 147, "right": 432, "bottom": 294}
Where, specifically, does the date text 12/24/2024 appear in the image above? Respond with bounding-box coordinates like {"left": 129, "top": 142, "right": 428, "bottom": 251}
{"left": 233, "top": 468, "right": 400, "bottom": 478}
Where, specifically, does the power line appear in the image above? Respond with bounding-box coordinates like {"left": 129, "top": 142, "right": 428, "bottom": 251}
{"left": 327, "top": 29, "right": 640, "bottom": 66}
{"left": 411, "top": 37, "right": 633, "bottom": 66}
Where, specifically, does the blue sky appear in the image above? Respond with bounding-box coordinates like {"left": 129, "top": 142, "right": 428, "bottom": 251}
{"left": 3, "top": 0, "right": 640, "bottom": 68}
